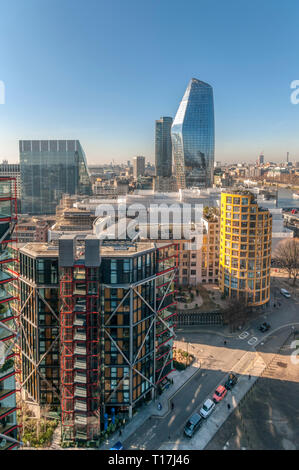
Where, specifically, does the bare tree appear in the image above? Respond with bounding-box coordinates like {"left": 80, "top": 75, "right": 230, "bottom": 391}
{"left": 224, "top": 296, "right": 249, "bottom": 332}
{"left": 273, "top": 238, "right": 299, "bottom": 285}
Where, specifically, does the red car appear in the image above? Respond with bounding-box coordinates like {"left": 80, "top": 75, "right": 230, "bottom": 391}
{"left": 213, "top": 385, "right": 227, "bottom": 403}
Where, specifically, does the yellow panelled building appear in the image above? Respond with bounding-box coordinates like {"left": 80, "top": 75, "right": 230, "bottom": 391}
{"left": 219, "top": 191, "right": 272, "bottom": 307}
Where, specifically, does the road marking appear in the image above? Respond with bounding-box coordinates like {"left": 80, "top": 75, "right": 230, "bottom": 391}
{"left": 248, "top": 337, "right": 258, "bottom": 345}
{"left": 239, "top": 332, "right": 249, "bottom": 339}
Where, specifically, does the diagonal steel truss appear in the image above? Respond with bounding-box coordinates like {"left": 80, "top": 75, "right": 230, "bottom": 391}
{"left": 104, "top": 267, "right": 177, "bottom": 406}
{"left": 19, "top": 282, "right": 60, "bottom": 403}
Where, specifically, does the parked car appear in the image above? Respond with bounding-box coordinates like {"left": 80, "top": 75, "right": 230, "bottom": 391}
{"left": 110, "top": 441, "right": 124, "bottom": 450}
{"left": 213, "top": 385, "right": 227, "bottom": 403}
{"left": 258, "top": 322, "right": 270, "bottom": 333}
{"left": 280, "top": 288, "right": 291, "bottom": 298}
{"left": 200, "top": 398, "right": 216, "bottom": 418}
{"left": 224, "top": 373, "right": 238, "bottom": 390}
{"left": 184, "top": 413, "right": 202, "bottom": 438}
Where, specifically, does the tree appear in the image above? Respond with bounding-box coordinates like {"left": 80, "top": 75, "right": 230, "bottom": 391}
{"left": 224, "top": 297, "right": 249, "bottom": 332}
{"left": 273, "top": 238, "right": 299, "bottom": 285}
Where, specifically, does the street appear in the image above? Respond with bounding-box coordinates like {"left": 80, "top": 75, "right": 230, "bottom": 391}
{"left": 123, "top": 286, "right": 299, "bottom": 450}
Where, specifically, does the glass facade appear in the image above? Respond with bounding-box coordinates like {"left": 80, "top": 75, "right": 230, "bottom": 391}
{"left": 171, "top": 78, "right": 215, "bottom": 189}
{"left": 155, "top": 117, "right": 173, "bottom": 178}
{"left": 19, "top": 140, "right": 92, "bottom": 215}
{"left": 19, "top": 252, "right": 60, "bottom": 405}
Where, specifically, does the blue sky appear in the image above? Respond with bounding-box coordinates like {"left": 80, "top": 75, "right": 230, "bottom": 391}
{"left": 0, "top": 0, "right": 299, "bottom": 164}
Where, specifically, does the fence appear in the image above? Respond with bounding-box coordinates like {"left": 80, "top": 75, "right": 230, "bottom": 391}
{"left": 176, "top": 311, "right": 223, "bottom": 326}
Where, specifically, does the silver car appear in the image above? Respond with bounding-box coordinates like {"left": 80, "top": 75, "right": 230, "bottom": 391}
{"left": 200, "top": 398, "right": 216, "bottom": 419}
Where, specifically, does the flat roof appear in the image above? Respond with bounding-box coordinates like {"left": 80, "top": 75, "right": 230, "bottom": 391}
{"left": 19, "top": 240, "right": 174, "bottom": 259}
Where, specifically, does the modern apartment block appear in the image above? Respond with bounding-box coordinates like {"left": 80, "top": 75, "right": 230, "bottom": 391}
{"left": 59, "top": 236, "right": 177, "bottom": 443}
{"left": 18, "top": 236, "right": 178, "bottom": 444}
{"left": 219, "top": 190, "right": 272, "bottom": 307}
{"left": 138, "top": 212, "right": 220, "bottom": 286}
{"left": 178, "top": 212, "right": 220, "bottom": 286}
{"left": 19, "top": 140, "right": 92, "bottom": 215}
{"left": 0, "top": 177, "right": 21, "bottom": 450}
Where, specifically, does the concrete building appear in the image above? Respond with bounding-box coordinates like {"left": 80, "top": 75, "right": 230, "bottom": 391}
{"left": 16, "top": 216, "right": 51, "bottom": 243}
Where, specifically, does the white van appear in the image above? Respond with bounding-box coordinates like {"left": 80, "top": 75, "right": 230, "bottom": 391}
{"left": 280, "top": 288, "right": 291, "bottom": 298}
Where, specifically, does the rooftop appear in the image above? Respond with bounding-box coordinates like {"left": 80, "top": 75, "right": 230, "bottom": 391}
{"left": 20, "top": 240, "right": 173, "bottom": 258}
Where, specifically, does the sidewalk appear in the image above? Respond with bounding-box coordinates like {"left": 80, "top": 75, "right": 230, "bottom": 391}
{"left": 99, "top": 358, "right": 201, "bottom": 450}
{"left": 159, "top": 351, "right": 267, "bottom": 450}
{"left": 176, "top": 323, "right": 252, "bottom": 338}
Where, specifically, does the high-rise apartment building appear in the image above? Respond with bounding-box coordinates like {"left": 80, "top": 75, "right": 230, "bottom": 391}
{"left": 19, "top": 140, "right": 92, "bottom": 215}
{"left": 219, "top": 190, "right": 272, "bottom": 307}
{"left": 155, "top": 117, "right": 173, "bottom": 178}
{"left": 0, "top": 177, "right": 21, "bottom": 450}
{"left": 133, "top": 156, "right": 145, "bottom": 180}
{"left": 18, "top": 236, "right": 178, "bottom": 445}
{"left": 171, "top": 78, "right": 215, "bottom": 189}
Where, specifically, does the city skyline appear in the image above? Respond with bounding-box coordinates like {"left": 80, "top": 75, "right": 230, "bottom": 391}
{"left": 0, "top": 1, "right": 299, "bottom": 164}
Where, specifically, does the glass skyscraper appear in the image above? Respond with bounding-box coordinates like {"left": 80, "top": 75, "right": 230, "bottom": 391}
{"left": 171, "top": 78, "right": 215, "bottom": 189}
{"left": 20, "top": 140, "right": 92, "bottom": 215}
{"left": 155, "top": 116, "right": 173, "bottom": 178}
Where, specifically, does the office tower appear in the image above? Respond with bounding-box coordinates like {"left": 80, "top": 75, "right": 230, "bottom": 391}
{"left": 133, "top": 156, "right": 145, "bottom": 179}
{"left": 19, "top": 140, "right": 92, "bottom": 215}
{"left": 219, "top": 190, "right": 272, "bottom": 307}
{"left": 0, "top": 161, "right": 21, "bottom": 199}
{"left": 155, "top": 117, "right": 173, "bottom": 178}
{"left": 0, "top": 177, "right": 21, "bottom": 450}
{"left": 18, "top": 236, "right": 178, "bottom": 444}
{"left": 171, "top": 78, "right": 215, "bottom": 189}
{"left": 259, "top": 154, "right": 265, "bottom": 165}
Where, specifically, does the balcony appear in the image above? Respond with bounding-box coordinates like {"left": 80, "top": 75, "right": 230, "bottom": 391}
{"left": 74, "top": 373, "right": 87, "bottom": 384}
{"left": 74, "top": 359, "right": 87, "bottom": 370}
{"left": 74, "top": 386, "right": 87, "bottom": 398}
{"left": 0, "top": 388, "right": 15, "bottom": 401}
{"left": 0, "top": 271, "right": 15, "bottom": 284}
{"left": 74, "top": 415, "right": 87, "bottom": 425}
{"left": 74, "top": 315, "right": 86, "bottom": 327}
{"left": 75, "top": 429, "right": 87, "bottom": 440}
{"left": 0, "top": 406, "right": 17, "bottom": 420}
{"left": 74, "top": 345, "right": 87, "bottom": 355}
{"left": 74, "top": 400, "right": 87, "bottom": 412}
{"left": 74, "top": 331, "right": 86, "bottom": 341}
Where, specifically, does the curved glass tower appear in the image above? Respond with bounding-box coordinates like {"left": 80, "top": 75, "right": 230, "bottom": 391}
{"left": 171, "top": 78, "right": 215, "bottom": 189}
